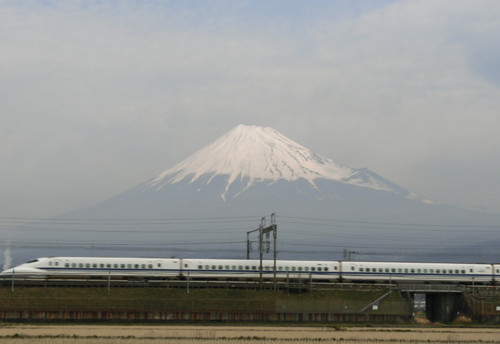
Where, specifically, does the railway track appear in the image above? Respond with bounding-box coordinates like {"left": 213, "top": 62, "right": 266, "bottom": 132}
{"left": 0, "top": 277, "right": 393, "bottom": 290}
{"left": 1, "top": 278, "right": 497, "bottom": 294}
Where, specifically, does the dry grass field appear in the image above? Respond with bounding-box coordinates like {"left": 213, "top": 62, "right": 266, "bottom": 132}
{"left": 1, "top": 325, "right": 500, "bottom": 343}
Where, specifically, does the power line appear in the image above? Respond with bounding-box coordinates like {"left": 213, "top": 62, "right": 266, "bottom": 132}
{"left": 279, "top": 215, "right": 500, "bottom": 229}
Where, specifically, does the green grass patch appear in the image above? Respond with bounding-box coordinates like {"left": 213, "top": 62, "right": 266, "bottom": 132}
{"left": 0, "top": 287, "right": 383, "bottom": 312}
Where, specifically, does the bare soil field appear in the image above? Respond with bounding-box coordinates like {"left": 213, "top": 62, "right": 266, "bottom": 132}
{"left": 1, "top": 325, "right": 500, "bottom": 343}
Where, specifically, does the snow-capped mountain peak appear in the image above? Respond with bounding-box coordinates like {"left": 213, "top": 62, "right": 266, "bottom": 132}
{"left": 147, "top": 125, "right": 398, "bottom": 199}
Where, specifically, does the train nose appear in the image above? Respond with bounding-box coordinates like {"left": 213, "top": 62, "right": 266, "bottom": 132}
{"left": 0, "top": 268, "right": 14, "bottom": 277}
{"left": 0, "top": 267, "right": 43, "bottom": 278}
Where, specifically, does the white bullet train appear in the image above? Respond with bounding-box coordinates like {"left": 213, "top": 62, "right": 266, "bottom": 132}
{"left": 1, "top": 256, "right": 499, "bottom": 284}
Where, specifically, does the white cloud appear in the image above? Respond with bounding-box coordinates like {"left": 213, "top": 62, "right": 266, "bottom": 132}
{"left": 0, "top": 0, "right": 500, "bottom": 216}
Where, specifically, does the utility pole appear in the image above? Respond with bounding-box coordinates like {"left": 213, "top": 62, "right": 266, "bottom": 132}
{"left": 246, "top": 213, "right": 278, "bottom": 290}
{"left": 343, "top": 249, "right": 358, "bottom": 261}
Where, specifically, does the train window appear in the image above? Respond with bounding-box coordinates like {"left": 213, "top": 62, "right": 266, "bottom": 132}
{"left": 79, "top": 263, "right": 83, "bottom": 268}
{"left": 106, "top": 264, "right": 110, "bottom": 268}
{"left": 218, "top": 265, "right": 222, "bottom": 270}
{"left": 305, "top": 267, "right": 309, "bottom": 271}
{"left": 436, "top": 269, "right": 440, "bottom": 273}
{"left": 100, "top": 264, "right": 104, "bottom": 268}
{"left": 351, "top": 267, "right": 355, "bottom": 271}
{"left": 497, "top": 269, "right": 499, "bottom": 273}
{"left": 198, "top": 265, "right": 203, "bottom": 269}
{"left": 251, "top": 266, "right": 256, "bottom": 270}
{"left": 360, "top": 268, "right": 364, "bottom": 272}
{"left": 238, "top": 266, "right": 243, "bottom": 270}
{"left": 470, "top": 269, "right": 473, "bottom": 273}
{"left": 423, "top": 269, "right": 427, "bottom": 273}
{"left": 279, "top": 266, "right": 283, "bottom": 271}
{"left": 72, "top": 263, "right": 76, "bottom": 268}
{"left": 159, "top": 264, "right": 162, "bottom": 268}
{"left": 205, "top": 265, "right": 209, "bottom": 269}
{"left": 232, "top": 265, "right": 236, "bottom": 270}
{"left": 392, "top": 268, "right": 396, "bottom": 273}
{"left": 184, "top": 264, "right": 188, "bottom": 268}
{"left": 385, "top": 268, "right": 389, "bottom": 273}
{"left": 377, "top": 268, "right": 381, "bottom": 272}
{"left": 244, "top": 266, "right": 249, "bottom": 270}
{"left": 55, "top": 262, "right": 59, "bottom": 266}
{"left": 404, "top": 269, "right": 408, "bottom": 273}
{"left": 86, "top": 263, "right": 90, "bottom": 268}
{"left": 93, "top": 264, "right": 97, "bottom": 268}
{"left": 264, "top": 266, "right": 269, "bottom": 271}
{"left": 113, "top": 264, "right": 117, "bottom": 268}
{"left": 417, "top": 269, "right": 421, "bottom": 273}
{"left": 49, "top": 262, "right": 52, "bottom": 266}
{"left": 141, "top": 264, "right": 146, "bottom": 269}
{"left": 410, "top": 269, "right": 414, "bottom": 273}
{"left": 65, "top": 263, "right": 69, "bottom": 267}
{"left": 334, "top": 266, "right": 338, "bottom": 270}
{"left": 398, "top": 269, "right": 402, "bottom": 273}
{"left": 225, "top": 266, "right": 230, "bottom": 270}
{"left": 127, "top": 264, "right": 131, "bottom": 268}
{"left": 317, "top": 267, "right": 322, "bottom": 272}
{"left": 324, "top": 267, "right": 329, "bottom": 272}
{"left": 442, "top": 270, "right": 446, "bottom": 274}
{"left": 298, "top": 267, "right": 303, "bottom": 271}
{"left": 430, "top": 269, "right": 434, "bottom": 273}
{"left": 455, "top": 270, "right": 459, "bottom": 274}
{"left": 148, "top": 264, "right": 152, "bottom": 269}
{"left": 212, "top": 265, "right": 216, "bottom": 270}
{"left": 134, "top": 264, "right": 138, "bottom": 269}
{"left": 291, "top": 267, "right": 296, "bottom": 271}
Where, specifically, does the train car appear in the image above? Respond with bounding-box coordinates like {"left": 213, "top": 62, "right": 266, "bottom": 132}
{"left": 0, "top": 257, "right": 182, "bottom": 280}
{"left": 340, "top": 261, "right": 493, "bottom": 284}
{"left": 182, "top": 258, "right": 340, "bottom": 281}
{"left": 492, "top": 264, "right": 500, "bottom": 284}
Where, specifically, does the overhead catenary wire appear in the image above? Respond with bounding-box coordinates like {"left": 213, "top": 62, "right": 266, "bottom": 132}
{"left": 2, "top": 214, "right": 500, "bottom": 262}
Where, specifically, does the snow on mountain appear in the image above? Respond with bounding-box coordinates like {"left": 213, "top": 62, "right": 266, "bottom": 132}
{"left": 147, "top": 125, "right": 409, "bottom": 201}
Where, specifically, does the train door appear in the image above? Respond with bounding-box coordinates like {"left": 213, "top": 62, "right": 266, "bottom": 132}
{"left": 343, "top": 262, "right": 357, "bottom": 282}
{"left": 52, "top": 259, "right": 63, "bottom": 269}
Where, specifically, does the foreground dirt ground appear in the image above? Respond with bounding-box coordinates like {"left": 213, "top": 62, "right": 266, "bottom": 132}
{"left": 1, "top": 325, "right": 500, "bottom": 343}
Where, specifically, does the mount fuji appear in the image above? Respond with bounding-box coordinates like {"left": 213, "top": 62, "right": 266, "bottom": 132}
{"left": 66, "top": 124, "right": 440, "bottom": 221}
{"left": 16, "top": 125, "right": 500, "bottom": 263}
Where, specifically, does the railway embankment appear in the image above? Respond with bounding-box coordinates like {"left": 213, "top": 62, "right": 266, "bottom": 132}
{"left": 0, "top": 285, "right": 413, "bottom": 323}
{"left": 2, "top": 283, "right": 498, "bottom": 324}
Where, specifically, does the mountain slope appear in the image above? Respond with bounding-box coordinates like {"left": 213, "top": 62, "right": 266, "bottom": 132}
{"left": 146, "top": 124, "right": 429, "bottom": 203}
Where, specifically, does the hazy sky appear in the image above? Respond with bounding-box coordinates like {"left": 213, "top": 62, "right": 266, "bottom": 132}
{"left": 1, "top": 0, "right": 500, "bottom": 218}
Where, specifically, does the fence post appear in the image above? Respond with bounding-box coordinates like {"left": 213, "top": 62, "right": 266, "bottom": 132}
{"left": 299, "top": 273, "right": 301, "bottom": 296}
{"left": 287, "top": 271, "right": 289, "bottom": 295}
{"left": 187, "top": 272, "right": 190, "bottom": 293}
{"left": 310, "top": 273, "right": 312, "bottom": 296}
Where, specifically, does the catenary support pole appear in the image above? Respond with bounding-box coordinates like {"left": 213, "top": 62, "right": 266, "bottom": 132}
{"left": 273, "top": 213, "right": 277, "bottom": 291}
{"left": 259, "top": 224, "right": 263, "bottom": 289}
